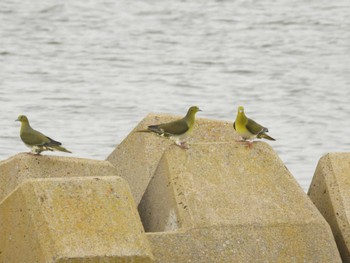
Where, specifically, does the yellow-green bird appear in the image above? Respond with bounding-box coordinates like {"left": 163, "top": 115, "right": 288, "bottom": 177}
{"left": 16, "top": 115, "right": 72, "bottom": 154}
{"left": 233, "top": 106, "right": 275, "bottom": 144}
{"left": 138, "top": 106, "right": 201, "bottom": 149}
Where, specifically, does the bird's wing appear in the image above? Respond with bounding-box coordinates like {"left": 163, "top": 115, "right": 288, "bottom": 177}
{"left": 150, "top": 119, "right": 189, "bottom": 136}
{"left": 246, "top": 118, "right": 265, "bottom": 135}
{"left": 21, "top": 129, "right": 61, "bottom": 146}
{"left": 44, "top": 136, "right": 62, "bottom": 146}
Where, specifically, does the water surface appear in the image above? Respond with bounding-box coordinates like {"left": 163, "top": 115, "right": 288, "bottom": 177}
{"left": 1, "top": 0, "right": 349, "bottom": 191}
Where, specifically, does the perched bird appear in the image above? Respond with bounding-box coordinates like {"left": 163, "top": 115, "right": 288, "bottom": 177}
{"left": 138, "top": 106, "right": 202, "bottom": 149}
{"left": 233, "top": 106, "right": 275, "bottom": 146}
{"left": 16, "top": 115, "right": 72, "bottom": 155}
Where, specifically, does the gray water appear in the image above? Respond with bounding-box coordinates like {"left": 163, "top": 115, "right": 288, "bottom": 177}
{"left": 1, "top": 0, "right": 349, "bottom": 191}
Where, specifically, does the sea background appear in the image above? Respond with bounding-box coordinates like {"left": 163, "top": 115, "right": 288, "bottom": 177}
{"left": 1, "top": 0, "right": 349, "bottom": 191}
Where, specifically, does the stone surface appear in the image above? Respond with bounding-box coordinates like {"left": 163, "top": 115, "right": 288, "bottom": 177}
{"left": 106, "top": 113, "right": 238, "bottom": 204}
{"left": 0, "top": 153, "right": 120, "bottom": 203}
{"left": 0, "top": 177, "right": 154, "bottom": 263}
{"left": 139, "top": 143, "right": 341, "bottom": 262}
{"left": 308, "top": 153, "right": 350, "bottom": 262}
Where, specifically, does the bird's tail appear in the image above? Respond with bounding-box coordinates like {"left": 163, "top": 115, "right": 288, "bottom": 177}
{"left": 137, "top": 125, "right": 163, "bottom": 133}
{"left": 52, "top": 145, "right": 72, "bottom": 153}
{"left": 258, "top": 133, "right": 276, "bottom": 141}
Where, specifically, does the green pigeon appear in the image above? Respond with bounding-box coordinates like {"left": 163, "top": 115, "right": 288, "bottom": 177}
{"left": 138, "top": 106, "right": 201, "bottom": 149}
{"left": 16, "top": 115, "right": 72, "bottom": 154}
{"left": 233, "top": 106, "right": 275, "bottom": 145}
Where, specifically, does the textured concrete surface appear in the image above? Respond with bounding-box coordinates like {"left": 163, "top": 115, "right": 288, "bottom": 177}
{"left": 0, "top": 153, "right": 120, "bottom": 203}
{"left": 106, "top": 113, "right": 238, "bottom": 205}
{"left": 0, "top": 177, "right": 154, "bottom": 263}
{"left": 308, "top": 153, "right": 350, "bottom": 262}
{"left": 0, "top": 116, "right": 344, "bottom": 262}
{"left": 139, "top": 143, "right": 341, "bottom": 262}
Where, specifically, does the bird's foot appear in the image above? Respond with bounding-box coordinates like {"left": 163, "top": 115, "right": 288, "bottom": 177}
{"left": 175, "top": 141, "right": 189, "bottom": 149}
{"left": 236, "top": 140, "right": 254, "bottom": 149}
{"left": 246, "top": 141, "right": 254, "bottom": 149}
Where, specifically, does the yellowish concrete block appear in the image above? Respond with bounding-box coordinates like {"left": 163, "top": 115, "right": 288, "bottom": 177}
{"left": 139, "top": 143, "right": 341, "bottom": 262}
{"left": 308, "top": 153, "right": 350, "bottom": 262}
{"left": 106, "top": 113, "right": 238, "bottom": 204}
{"left": 0, "top": 177, "right": 154, "bottom": 263}
{"left": 0, "top": 153, "right": 119, "bottom": 203}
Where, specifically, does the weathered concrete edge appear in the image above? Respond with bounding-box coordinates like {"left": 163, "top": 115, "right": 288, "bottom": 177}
{"left": 308, "top": 153, "right": 350, "bottom": 262}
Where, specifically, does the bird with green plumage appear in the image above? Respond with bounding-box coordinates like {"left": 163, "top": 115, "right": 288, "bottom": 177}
{"left": 16, "top": 115, "right": 72, "bottom": 155}
{"left": 138, "top": 106, "right": 202, "bottom": 149}
{"left": 233, "top": 106, "right": 275, "bottom": 146}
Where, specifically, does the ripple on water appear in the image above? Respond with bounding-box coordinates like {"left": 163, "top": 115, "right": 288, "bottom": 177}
{"left": 0, "top": 0, "right": 349, "bottom": 192}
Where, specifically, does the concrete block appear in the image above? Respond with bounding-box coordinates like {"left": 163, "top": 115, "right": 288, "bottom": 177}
{"left": 139, "top": 143, "right": 341, "bottom": 262}
{"left": 0, "top": 177, "right": 154, "bottom": 263}
{"left": 308, "top": 153, "right": 350, "bottom": 262}
{"left": 106, "top": 113, "right": 238, "bottom": 205}
{"left": 0, "top": 153, "right": 119, "bottom": 203}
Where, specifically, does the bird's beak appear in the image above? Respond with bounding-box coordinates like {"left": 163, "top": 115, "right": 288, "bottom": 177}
{"left": 198, "top": 109, "right": 203, "bottom": 112}
{"left": 15, "top": 119, "right": 18, "bottom": 122}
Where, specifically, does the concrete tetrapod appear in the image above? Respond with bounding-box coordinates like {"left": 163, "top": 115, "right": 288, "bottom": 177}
{"left": 106, "top": 113, "right": 238, "bottom": 205}
{"left": 139, "top": 143, "right": 341, "bottom": 262}
{"left": 308, "top": 153, "right": 350, "bottom": 263}
{"left": 0, "top": 154, "right": 154, "bottom": 263}
{"left": 0, "top": 153, "right": 120, "bottom": 203}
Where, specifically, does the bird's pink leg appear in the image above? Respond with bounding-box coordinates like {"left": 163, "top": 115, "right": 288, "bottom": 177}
{"left": 247, "top": 141, "right": 253, "bottom": 149}
{"left": 180, "top": 141, "right": 189, "bottom": 149}
{"left": 175, "top": 141, "right": 189, "bottom": 149}
{"left": 236, "top": 138, "right": 254, "bottom": 148}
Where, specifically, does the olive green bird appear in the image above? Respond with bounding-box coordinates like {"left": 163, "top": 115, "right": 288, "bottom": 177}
{"left": 233, "top": 106, "right": 275, "bottom": 145}
{"left": 138, "top": 106, "right": 201, "bottom": 149}
{"left": 16, "top": 115, "right": 72, "bottom": 154}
